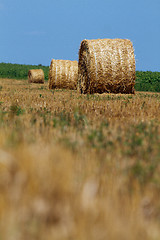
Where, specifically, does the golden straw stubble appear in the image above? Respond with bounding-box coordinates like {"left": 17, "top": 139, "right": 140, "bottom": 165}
{"left": 48, "top": 59, "right": 78, "bottom": 90}
{"left": 78, "top": 38, "right": 136, "bottom": 94}
{"left": 28, "top": 69, "right": 44, "bottom": 84}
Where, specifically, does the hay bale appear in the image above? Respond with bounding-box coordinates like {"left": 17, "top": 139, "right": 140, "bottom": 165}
{"left": 78, "top": 38, "right": 136, "bottom": 94}
{"left": 48, "top": 59, "right": 78, "bottom": 90}
{"left": 28, "top": 69, "right": 44, "bottom": 84}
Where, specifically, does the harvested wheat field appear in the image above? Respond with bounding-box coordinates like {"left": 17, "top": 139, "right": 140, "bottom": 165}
{"left": 49, "top": 59, "right": 78, "bottom": 90}
{"left": 78, "top": 38, "right": 135, "bottom": 94}
{"left": 0, "top": 78, "right": 160, "bottom": 240}
{"left": 28, "top": 69, "right": 44, "bottom": 84}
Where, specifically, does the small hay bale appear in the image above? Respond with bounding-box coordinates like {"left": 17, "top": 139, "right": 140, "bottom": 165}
{"left": 48, "top": 59, "right": 78, "bottom": 90}
{"left": 28, "top": 69, "right": 44, "bottom": 84}
{"left": 78, "top": 38, "right": 136, "bottom": 94}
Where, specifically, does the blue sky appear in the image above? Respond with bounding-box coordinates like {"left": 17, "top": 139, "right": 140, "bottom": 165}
{"left": 0, "top": 0, "right": 159, "bottom": 71}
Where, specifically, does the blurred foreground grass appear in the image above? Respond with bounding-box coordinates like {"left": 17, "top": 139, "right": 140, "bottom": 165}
{"left": 0, "top": 78, "right": 160, "bottom": 240}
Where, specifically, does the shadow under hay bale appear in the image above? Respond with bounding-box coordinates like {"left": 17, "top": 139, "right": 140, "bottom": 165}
{"left": 78, "top": 38, "right": 136, "bottom": 94}
{"left": 28, "top": 69, "right": 44, "bottom": 84}
{"left": 48, "top": 59, "right": 78, "bottom": 90}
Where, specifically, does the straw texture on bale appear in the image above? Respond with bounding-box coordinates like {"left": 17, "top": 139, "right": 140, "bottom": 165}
{"left": 78, "top": 39, "right": 136, "bottom": 94}
{"left": 49, "top": 59, "right": 78, "bottom": 90}
{"left": 28, "top": 69, "right": 44, "bottom": 84}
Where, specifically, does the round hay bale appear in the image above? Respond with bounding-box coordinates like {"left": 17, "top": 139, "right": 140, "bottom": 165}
{"left": 28, "top": 69, "right": 44, "bottom": 84}
{"left": 78, "top": 38, "right": 136, "bottom": 94}
{"left": 48, "top": 59, "right": 78, "bottom": 90}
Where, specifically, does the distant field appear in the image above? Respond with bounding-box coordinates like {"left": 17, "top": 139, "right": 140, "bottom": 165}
{"left": 136, "top": 71, "right": 160, "bottom": 92}
{"left": 0, "top": 78, "right": 160, "bottom": 239}
{"left": 0, "top": 63, "right": 160, "bottom": 92}
{"left": 0, "top": 62, "right": 49, "bottom": 81}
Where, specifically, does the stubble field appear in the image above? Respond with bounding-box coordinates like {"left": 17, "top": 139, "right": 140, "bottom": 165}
{"left": 0, "top": 78, "right": 160, "bottom": 240}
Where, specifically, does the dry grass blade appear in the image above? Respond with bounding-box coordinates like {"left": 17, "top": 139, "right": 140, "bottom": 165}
{"left": 78, "top": 38, "right": 136, "bottom": 94}
{"left": 28, "top": 69, "right": 44, "bottom": 84}
{"left": 48, "top": 59, "right": 78, "bottom": 90}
